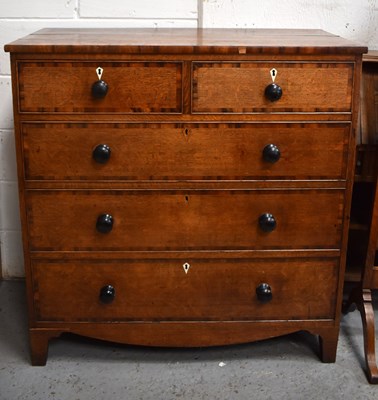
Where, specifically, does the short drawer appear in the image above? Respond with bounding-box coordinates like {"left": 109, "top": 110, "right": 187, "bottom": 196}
{"left": 32, "top": 258, "right": 338, "bottom": 321}
{"left": 26, "top": 189, "right": 344, "bottom": 251}
{"left": 22, "top": 122, "right": 349, "bottom": 180}
{"left": 192, "top": 62, "right": 353, "bottom": 113}
{"left": 18, "top": 61, "right": 182, "bottom": 113}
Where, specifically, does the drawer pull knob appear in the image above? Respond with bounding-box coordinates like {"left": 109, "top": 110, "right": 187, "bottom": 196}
{"left": 258, "top": 213, "right": 277, "bottom": 232}
{"left": 99, "top": 285, "right": 115, "bottom": 304}
{"left": 93, "top": 144, "right": 111, "bottom": 164}
{"left": 264, "top": 83, "right": 282, "bottom": 102}
{"left": 96, "top": 214, "right": 114, "bottom": 234}
{"left": 256, "top": 283, "right": 272, "bottom": 303}
{"left": 91, "top": 80, "right": 108, "bottom": 99}
{"left": 263, "top": 144, "right": 281, "bottom": 163}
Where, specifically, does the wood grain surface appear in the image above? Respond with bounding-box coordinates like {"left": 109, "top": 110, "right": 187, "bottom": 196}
{"left": 4, "top": 28, "right": 366, "bottom": 364}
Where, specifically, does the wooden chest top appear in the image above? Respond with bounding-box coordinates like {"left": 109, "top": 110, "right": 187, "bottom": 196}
{"left": 4, "top": 28, "right": 366, "bottom": 55}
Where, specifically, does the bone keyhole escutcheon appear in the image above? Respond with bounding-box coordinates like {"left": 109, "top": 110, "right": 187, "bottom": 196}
{"left": 183, "top": 262, "right": 190, "bottom": 274}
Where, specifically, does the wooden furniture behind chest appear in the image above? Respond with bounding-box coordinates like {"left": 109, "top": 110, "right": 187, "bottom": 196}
{"left": 5, "top": 29, "right": 366, "bottom": 365}
{"left": 345, "top": 51, "right": 378, "bottom": 383}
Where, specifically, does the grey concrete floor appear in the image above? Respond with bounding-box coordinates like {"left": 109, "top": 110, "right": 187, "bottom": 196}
{"left": 0, "top": 281, "right": 377, "bottom": 400}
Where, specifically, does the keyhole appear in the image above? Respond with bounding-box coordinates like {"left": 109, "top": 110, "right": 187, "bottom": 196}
{"left": 184, "top": 128, "right": 189, "bottom": 136}
{"left": 185, "top": 195, "right": 189, "bottom": 204}
{"left": 270, "top": 68, "right": 277, "bottom": 82}
{"left": 96, "top": 67, "right": 104, "bottom": 80}
{"left": 183, "top": 262, "right": 190, "bottom": 274}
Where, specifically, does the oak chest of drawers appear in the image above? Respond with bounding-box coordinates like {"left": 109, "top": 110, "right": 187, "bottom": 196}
{"left": 5, "top": 28, "right": 367, "bottom": 365}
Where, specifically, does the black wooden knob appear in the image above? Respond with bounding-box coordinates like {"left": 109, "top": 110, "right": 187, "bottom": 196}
{"left": 263, "top": 144, "right": 281, "bottom": 163}
{"left": 264, "top": 83, "right": 282, "bottom": 102}
{"left": 96, "top": 214, "right": 113, "bottom": 234}
{"left": 258, "top": 213, "right": 277, "bottom": 232}
{"left": 256, "top": 283, "right": 272, "bottom": 303}
{"left": 99, "top": 285, "right": 115, "bottom": 304}
{"left": 93, "top": 144, "right": 111, "bottom": 164}
{"left": 91, "top": 80, "right": 108, "bottom": 99}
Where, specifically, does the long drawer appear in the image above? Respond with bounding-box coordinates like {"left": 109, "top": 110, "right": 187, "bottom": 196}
{"left": 17, "top": 61, "right": 183, "bottom": 113}
{"left": 22, "top": 122, "right": 349, "bottom": 180}
{"left": 26, "top": 189, "right": 344, "bottom": 251}
{"left": 192, "top": 62, "right": 353, "bottom": 113}
{"left": 32, "top": 258, "right": 339, "bottom": 321}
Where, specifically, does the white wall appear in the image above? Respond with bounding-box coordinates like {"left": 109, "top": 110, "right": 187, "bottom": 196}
{"left": 0, "top": 0, "right": 376, "bottom": 278}
{"left": 201, "top": 0, "right": 378, "bottom": 47}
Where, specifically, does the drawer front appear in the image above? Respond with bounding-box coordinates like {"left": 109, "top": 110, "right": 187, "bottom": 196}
{"left": 192, "top": 62, "right": 353, "bottom": 113}
{"left": 18, "top": 62, "right": 182, "bottom": 113}
{"left": 27, "top": 190, "right": 344, "bottom": 251}
{"left": 32, "top": 258, "right": 338, "bottom": 321}
{"left": 22, "top": 122, "right": 349, "bottom": 180}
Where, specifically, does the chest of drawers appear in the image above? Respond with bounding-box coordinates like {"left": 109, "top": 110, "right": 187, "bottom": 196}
{"left": 5, "top": 28, "right": 366, "bottom": 365}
